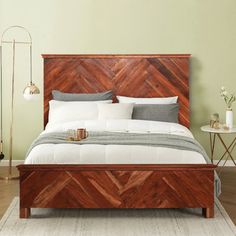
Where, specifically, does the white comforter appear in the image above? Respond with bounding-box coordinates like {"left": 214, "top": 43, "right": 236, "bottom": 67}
{"left": 25, "top": 120, "right": 206, "bottom": 164}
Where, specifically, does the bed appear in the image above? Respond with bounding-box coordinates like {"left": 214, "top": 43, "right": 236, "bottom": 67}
{"left": 17, "top": 54, "right": 217, "bottom": 219}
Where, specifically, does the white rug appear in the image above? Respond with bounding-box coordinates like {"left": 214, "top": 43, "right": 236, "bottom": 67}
{"left": 0, "top": 198, "right": 235, "bottom": 236}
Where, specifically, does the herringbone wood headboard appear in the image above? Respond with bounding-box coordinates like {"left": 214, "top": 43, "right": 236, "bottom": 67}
{"left": 43, "top": 54, "right": 190, "bottom": 127}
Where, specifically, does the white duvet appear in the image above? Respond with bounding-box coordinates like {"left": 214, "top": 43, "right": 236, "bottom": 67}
{"left": 25, "top": 120, "right": 206, "bottom": 164}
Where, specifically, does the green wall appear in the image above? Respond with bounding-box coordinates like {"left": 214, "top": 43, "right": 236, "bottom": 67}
{"left": 0, "top": 0, "right": 236, "bottom": 160}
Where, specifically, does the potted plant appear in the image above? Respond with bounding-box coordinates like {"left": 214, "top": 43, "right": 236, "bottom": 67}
{"left": 220, "top": 86, "right": 236, "bottom": 129}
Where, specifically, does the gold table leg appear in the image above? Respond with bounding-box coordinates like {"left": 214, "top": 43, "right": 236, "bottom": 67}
{"left": 216, "top": 134, "right": 236, "bottom": 166}
{"left": 209, "top": 133, "right": 216, "bottom": 164}
{"left": 216, "top": 136, "right": 236, "bottom": 165}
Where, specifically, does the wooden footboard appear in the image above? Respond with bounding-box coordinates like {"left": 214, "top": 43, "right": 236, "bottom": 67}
{"left": 17, "top": 164, "right": 216, "bottom": 219}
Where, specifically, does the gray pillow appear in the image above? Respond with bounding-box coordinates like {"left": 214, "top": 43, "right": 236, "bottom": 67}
{"left": 52, "top": 90, "right": 113, "bottom": 101}
{"left": 132, "top": 104, "right": 179, "bottom": 123}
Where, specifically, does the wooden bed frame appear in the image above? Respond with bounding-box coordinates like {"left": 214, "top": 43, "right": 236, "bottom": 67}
{"left": 17, "top": 54, "right": 216, "bottom": 219}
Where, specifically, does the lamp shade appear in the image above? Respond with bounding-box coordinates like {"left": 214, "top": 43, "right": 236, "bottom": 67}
{"left": 23, "top": 82, "right": 40, "bottom": 101}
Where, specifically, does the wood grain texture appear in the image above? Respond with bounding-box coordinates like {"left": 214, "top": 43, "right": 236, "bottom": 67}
{"left": 20, "top": 207, "right": 30, "bottom": 218}
{"left": 17, "top": 164, "right": 215, "bottom": 218}
{"left": 43, "top": 54, "right": 190, "bottom": 127}
{"left": 17, "top": 54, "right": 215, "bottom": 219}
{"left": 4, "top": 167, "right": 236, "bottom": 222}
{"left": 203, "top": 207, "right": 214, "bottom": 218}
{"left": 17, "top": 164, "right": 215, "bottom": 171}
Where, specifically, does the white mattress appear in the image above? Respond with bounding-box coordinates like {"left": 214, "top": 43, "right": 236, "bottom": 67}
{"left": 25, "top": 120, "right": 206, "bottom": 164}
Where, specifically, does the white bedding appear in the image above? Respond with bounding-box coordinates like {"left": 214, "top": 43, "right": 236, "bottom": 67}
{"left": 25, "top": 120, "right": 206, "bottom": 164}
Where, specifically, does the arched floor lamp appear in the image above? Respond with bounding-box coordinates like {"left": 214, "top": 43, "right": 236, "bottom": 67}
{"left": 0, "top": 26, "right": 40, "bottom": 180}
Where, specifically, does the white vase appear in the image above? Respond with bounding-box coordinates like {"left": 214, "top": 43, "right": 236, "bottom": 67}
{"left": 226, "top": 109, "right": 233, "bottom": 129}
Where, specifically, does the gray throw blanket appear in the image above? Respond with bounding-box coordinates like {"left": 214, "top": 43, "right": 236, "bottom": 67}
{"left": 27, "top": 131, "right": 221, "bottom": 196}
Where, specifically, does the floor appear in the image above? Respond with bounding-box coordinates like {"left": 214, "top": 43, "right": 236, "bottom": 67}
{"left": 0, "top": 167, "right": 19, "bottom": 220}
{"left": 0, "top": 166, "right": 235, "bottom": 224}
{"left": 217, "top": 167, "right": 236, "bottom": 224}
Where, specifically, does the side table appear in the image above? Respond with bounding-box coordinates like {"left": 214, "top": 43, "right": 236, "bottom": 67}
{"left": 201, "top": 125, "right": 236, "bottom": 166}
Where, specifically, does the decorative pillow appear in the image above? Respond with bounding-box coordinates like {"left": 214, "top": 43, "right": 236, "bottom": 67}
{"left": 48, "top": 100, "right": 112, "bottom": 124}
{"left": 132, "top": 104, "right": 179, "bottom": 123}
{"left": 98, "top": 103, "right": 134, "bottom": 120}
{"left": 52, "top": 90, "right": 113, "bottom": 101}
{"left": 117, "top": 95, "right": 178, "bottom": 104}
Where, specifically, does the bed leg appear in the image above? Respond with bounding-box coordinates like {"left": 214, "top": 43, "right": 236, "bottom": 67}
{"left": 20, "top": 207, "right": 31, "bottom": 219}
{"left": 202, "top": 207, "right": 214, "bottom": 218}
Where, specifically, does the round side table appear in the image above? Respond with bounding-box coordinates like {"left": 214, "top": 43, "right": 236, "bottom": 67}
{"left": 201, "top": 125, "right": 236, "bottom": 166}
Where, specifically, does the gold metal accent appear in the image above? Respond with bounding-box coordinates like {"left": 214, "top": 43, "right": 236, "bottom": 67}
{"left": 23, "top": 82, "right": 40, "bottom": 100}
{"left": 209, "top": 133, "right": 236, "bottom": 167}
{"left": 0, "top": 26, "right": 40, "bottom": 180}
{"left": 209, "top": 133, "right": 216, "bottom": 163}
{"left": 216, "top": 134, "right": 236, "bottom": 166}
{"left": 8, "top": 39, "right": 16, "bottom": 177}
{"left": 23, "top": 82, "right": 40, "bottom": 95}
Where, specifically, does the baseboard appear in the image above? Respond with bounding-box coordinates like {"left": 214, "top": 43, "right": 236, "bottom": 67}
{"left": 0, "top": 160, "right": 24, "bottom": 166}
{"left": 0, "top": 160, "right": 234, "bottom": 167}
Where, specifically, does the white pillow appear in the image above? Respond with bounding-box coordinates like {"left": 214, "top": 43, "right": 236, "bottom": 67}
{"left": 117, "top": 95, "right": 178, "bottom": 104}
{"left": 98, "top": 103, "right": 134, "bottom": 120}
{"left": 48, "top": 100, "right": 112, "bottom": 124}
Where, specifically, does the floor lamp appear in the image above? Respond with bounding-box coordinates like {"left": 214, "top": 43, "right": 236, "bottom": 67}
{"left": 0, "top": 25, "right": 40, "bottom": 180}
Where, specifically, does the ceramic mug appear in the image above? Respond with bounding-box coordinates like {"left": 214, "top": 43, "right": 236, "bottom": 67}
{"left": 77, "top": 128, "right": 88, "bottom": 140}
